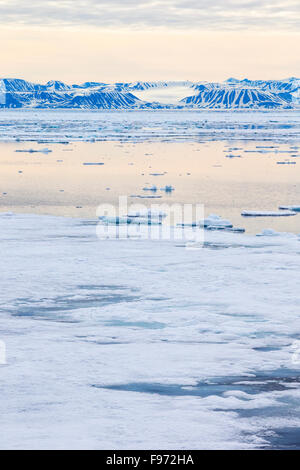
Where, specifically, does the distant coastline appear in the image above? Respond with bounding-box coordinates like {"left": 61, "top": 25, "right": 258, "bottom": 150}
{"left": 0, "top": 77, "right": 299, "bottom": 110}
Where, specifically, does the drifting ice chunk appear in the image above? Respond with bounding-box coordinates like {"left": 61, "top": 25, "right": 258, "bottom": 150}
{"left": 161, "top": 185, "right": 175, "bottom": 192}
{"left": 177, "top": 222, "right": 198, "bottom": 227}
{"left": 129, "top": 217, "right": 162, "bottom": 225}
{"left": 15, "top": 148, "right": 52, "bottom": 154}
{"left": 98, "top": 216, "right": 129, "bottom": 225}
{"left": 130, "top": 195, "right": 162, "bottom": 199}
{"left": 242, "top": 210, "right": 296, "bottom": 217}
{"left": 225, "top": 227, "right": 245, "bottom": 233}
{"left": 203, "top": 214, "right": 233, "bottom": 228}
{"left": 177, "top": 214, "right": 233, "bottom": 229}
{"left": 256, "top": 229, "right": 281, "bottom": 237}
{"left": 99, "top": 215, "right": 162, "bottom": 225}
{"left": 206, "top": 226, "right": 245, "bottom": 233}
{"left": 15, "top": 149, "right": 39, "bottom": 153}
{"left": 279, "top": 205, "right": 300, "bottom": 212}
{"left": 83, "top": 162, "right": 104, "bottom": 166}
{"left": 256, "top": 229, "right": 294, "bottom": 238}
{"left": 142, "top": 186, "right": 157, "bottom": 192}
{"left": 127, "top": 209, "right": 167, "bottom": 220}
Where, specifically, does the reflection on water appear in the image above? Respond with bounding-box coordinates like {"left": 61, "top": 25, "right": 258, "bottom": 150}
{"left": 0, "top": 139, "right": 300, "bottom": 234}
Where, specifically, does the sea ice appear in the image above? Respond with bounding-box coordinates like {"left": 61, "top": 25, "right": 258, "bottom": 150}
{"left": 206, "top": 226, "right": 245, "bottom": 233}
{"left": 161, "top": 185, "right": 175, "bottom": 192}
{"left": 127, "top": 209, "right": 167, "bottom": 219}
{"left": 276, "top": 161, "right": 296, "bottom": 165}
{"left": 177, "top": 214, "right": 234, "bottom": 229}
{"left": 279, "top": 205, "right": 300, "bottom": 212}
{"left": 130, "top": 195, "right": 162, "bottom": 199}
{"left": 256, "top": 229, "right": 295, "bottom": 238}
{"left": 1, "top": 213, "right": 300, "bottom": 449}
{"left": 99, "top": 215, "right": 162, "bottom": 225}
{"left": 203, "top": 214, "right": 233, "bottom": 228}
{"left": 142, "top": 186, "right": 158, "bottom": 192}
{"left": 15, "top": 148, "right": 52, "bottom": 154}
{"left": 98, "top": 216, "right": 129, "bottom": 224}
{"left": 83, "top": 162, "right": 104, "bottom": 166}
{"left": 242, "top": 210, "right": 297, "bottom": 217}
{"left": 0, "top": 109, "right": 298, "bottom": 144}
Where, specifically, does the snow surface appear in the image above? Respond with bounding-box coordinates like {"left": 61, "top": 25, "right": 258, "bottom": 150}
{"left": 1, "top": 212, "right": 300, "bottom": 449}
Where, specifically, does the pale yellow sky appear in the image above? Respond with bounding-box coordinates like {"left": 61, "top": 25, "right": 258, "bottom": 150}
{"left": 1, "top": 27, "right": 299, "bottom": 84}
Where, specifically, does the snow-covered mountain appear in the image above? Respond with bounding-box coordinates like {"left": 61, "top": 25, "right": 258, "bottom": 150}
{"left": 182, "top": 86, "right": 293, "bottom": 109}
{"left": 64, "top": 90, "right": 142, "bottom": 109}
{"left": 0, "top": 79, "right": 143, "bottom": 109}
{"left": 0, "top": 77, "right": 299, "bottom": 109}
{"left": 0, "top": 78, "right": 36, "bottom": 92}
{"left": 40, "top": 80, "right": 72, "bottom": 92}
{"left": 226, "top": 77, "right": 300, "bottom": 94}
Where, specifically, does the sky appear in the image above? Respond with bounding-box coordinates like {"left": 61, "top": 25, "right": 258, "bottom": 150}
{"left": 0, "top": 0, "right": 299, "bottom": 83}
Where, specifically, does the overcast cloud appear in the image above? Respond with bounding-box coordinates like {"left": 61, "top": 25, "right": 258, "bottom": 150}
{"left": 0, "top": 0, "right": 299, "bottom": 31}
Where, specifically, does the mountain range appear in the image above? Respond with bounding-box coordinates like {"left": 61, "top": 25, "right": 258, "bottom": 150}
{"left": 0, "top": 77, "right": 299, "bottom": 109}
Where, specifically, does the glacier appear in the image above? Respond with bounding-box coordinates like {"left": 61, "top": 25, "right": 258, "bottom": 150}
{"left": 0, "top": 77, "right": 299, "bottom": 109}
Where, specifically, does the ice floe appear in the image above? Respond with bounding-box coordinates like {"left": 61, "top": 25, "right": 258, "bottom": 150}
{"left": 177, "top": 214, "right": 234, "bottom": 230}
{"left": 279, "top": 205, "right": 300, "bottom": 212}
{"left": 203, "top": 214, "right": 233, "bottom": 228}
{"left": 99, "top": 215, "right": 162, "bottom": 225}
{"left": 256, "top": 229, "right": 296, "bottom": 238}
{"left": 99, "top": 209, "right": 168, "bottom": 226}
{"left": 83, "top": 162, "right": 104, "bottom": 166}
{"left": 242, "top": 210, "right": 297, "bottom": 217}
{"left": 142, "top": 185, "right": 158, "bottom": 192}
{"left": 130, "top": 195, "right": 162, "bottom": 199}
{"left": 15, "top": 147, "right": 52, "bottom": 154}
{"left": 161, "top": 185, "right": 175, "bottom": 193}
{"left": 277, "top": 161, "right": 296, "bottom": 165}
{"left": 127, "top": 209, "right": 167, "bottom": 219}
{"left": 206, "top": 226, "right": 245, "bottom": 233}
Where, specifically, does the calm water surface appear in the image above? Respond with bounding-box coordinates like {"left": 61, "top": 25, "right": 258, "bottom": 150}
{"left": 1, "top": 139, "right": 300, "bottom": 234}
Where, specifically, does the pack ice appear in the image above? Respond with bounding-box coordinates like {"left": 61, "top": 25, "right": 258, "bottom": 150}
{"left": 1, "top": 213, "right": 300, "bottom": 449}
